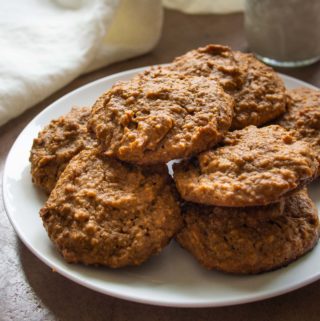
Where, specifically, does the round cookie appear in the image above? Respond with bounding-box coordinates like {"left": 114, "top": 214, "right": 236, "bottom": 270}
{"left": 89, "top": 68, "right": 234, "bottom": 165}
{"left": 176, "top": 188, "right": 319, "bottom": 274}
{"left": 169, "top": 45, "right": 286, "bottom": 129}
{"left": 169, "top": 44, "right": 246, "bottom": 91}
{"left": 231, "top": 52, "right": 286, "bottom": 129}
{"left": 276, "top": 87, "right": 320, "bottom": 171}
{"left": 40, "top": 148, "right": 182, "bottom": 267}
{"left": 174, "top": 125, "right": 318, "bottom": 207}
{"left": 30, "top": 107, "right": 96, "bottom": 194}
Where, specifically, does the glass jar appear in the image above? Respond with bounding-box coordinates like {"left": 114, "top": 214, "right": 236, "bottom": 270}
{"left": 245, "top": 0, "right": 320, "bottom": 67}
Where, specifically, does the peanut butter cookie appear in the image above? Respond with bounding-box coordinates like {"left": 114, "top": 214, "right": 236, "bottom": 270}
{"left": 231, "top": 52, "right": 286, "bottom": 129}
{"left": 169, "top": 45, "right": 286, "bottom": 129}
{"left": 177, "top": 188, "right": 319, "bottom": 274}
{"left": 174, "top": 125, "right": 318, "bottom": 207}
{"left": 276, "top": 87, "right": 320, "bottom": 171}
{"left": 40, "top": 148, "right": 182, "bottom": 267}
{"left": 30, "top": 107, "right": 96, "bottom": 194}
{"left": 169, "top": 44, "right": 246, "bottom": 91}
{"left": 89, "top": 68, "right": 234, "bottom": 165}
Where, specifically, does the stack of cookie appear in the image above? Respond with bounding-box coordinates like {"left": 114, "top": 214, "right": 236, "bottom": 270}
{"left": 174, "top": 125, "right": 319, "bottom": 274}
{"left": 30, "top": 44, "right": 320, "bottom": 274}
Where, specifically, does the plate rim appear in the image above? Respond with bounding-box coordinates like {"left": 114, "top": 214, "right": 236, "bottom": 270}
{"left": 2, "top": 67, "right": 320, "bottom": 308}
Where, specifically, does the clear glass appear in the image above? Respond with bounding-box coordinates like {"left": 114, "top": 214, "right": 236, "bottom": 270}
{"left": 245, "top": 0, "right": 320, "bottom": 67}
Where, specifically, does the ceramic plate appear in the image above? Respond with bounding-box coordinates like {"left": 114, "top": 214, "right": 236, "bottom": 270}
{"left": 3, "top": 67, "right": 320, "bottom": 307}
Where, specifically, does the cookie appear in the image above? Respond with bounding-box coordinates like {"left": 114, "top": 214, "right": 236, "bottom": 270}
{"left": 170, "top": 45, "right": 286, "bottom": 129}
{"left": 89, "top": 68, "right": 234, "bottom": 164}
{"left": 30, "top": 107, "right": 96, "bottom": 194}
{"left": 174, "top": 125, "right": 318, "bottom": 207}
{"left": 177, "top": 188, "right": 319, "bottom": 274}
{"left": 169, "top": 44, "right": 246, "bottom": 91}
{"left": 40, "top": 148, "right": 182, "bottom": 267}
{"left": 231, "top": 52, "right": 286, "bottom": 129}
{"left": 276, "top": 87, "right": 320, "bottom": 170}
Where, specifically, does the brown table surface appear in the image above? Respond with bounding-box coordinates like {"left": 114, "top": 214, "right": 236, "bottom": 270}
{"left": 1, "top": 10, "right": 320, "bottom": 321}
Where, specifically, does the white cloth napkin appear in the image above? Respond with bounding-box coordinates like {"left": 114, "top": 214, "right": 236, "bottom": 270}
{"left": 0, "top": 0, "right": 163, "bottom": 127}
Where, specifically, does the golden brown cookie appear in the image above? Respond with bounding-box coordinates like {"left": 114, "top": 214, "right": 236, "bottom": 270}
{"left": 276, "top": 87, "right": 320, "bottom": 171}
{"left": 169, "top": 45, "right": 286, "bottom": 129}
{"left": 40, "top": 148, "right": 182, "bottom": 268}
{"left": 30, "top": 107, "right": 96, "bottom": 194}
{"left": 231, "top": 52, "right": 286, "bottom": 129}
{"left": 174, "top": 125, "right": 318, "bottom": 207}
{"left": 89, "top": 68, "right": 234, "bottom": 165}
{"left": 169, "top": 44, "right": 246, "bottom": 91}
{"left": 177, "top": 188, "right": 319, "bottom": 274}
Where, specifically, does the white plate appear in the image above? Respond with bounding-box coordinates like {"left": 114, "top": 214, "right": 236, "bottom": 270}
{"left": 3, "top": 67, "right": 320, "bottom": 308}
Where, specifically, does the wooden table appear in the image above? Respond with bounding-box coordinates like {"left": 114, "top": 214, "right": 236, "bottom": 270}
{"left": 1, "top": 10, "right": 320, "bottom": 321}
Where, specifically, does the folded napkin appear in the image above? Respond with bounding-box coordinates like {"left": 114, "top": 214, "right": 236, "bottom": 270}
{"left": 0, "top": 0, "right": 163, "bottom": 126}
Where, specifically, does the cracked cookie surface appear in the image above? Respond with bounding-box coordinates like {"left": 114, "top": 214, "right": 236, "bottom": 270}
{"left": 30, "top": 107, "right": 96, "bottom": 194}
{"left": 40, "top": 148, "right": 182, "bottom": 267}
{"left": 89, "top": 68, "right": 234, "bottom": 165}
{"left": 174, "top": 125, "right": 318, "bottom": 207}
{"left": 169, "top": 44, "right": 246, "bottom": 92}
{"left": 177, "top": 188, "right": 319, "bottom": 274}
{"left": 169, "top": 45, "right": 286, "bottom": 129}
{"left": 276, "top": 87, "right": 320, "bottom": 172}
{"left": 231, "top": 52, "right": 286, "bottom": 129}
